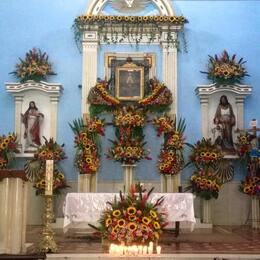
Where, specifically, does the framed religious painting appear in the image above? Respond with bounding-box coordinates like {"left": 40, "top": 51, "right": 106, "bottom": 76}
{"left": 115, "top": 62, "right": 144, "bottom": 101}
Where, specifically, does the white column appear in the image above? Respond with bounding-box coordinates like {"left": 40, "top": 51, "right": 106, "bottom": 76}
{"left": 14, "top": 95, "right": 24, "bottom": 149}
{"left": 81, "top": 40, "right": 98, "bottom": 114}
{"left": 49, "top": 95, "right": 59, "bottom": 139}
{"left": 122, "top": 165, "right": 136, "bottom": 193}
{"left": 200, "top": 97, "right": 209, "bottom": 138}
{"left": 235, "top": 97, "right": 245, "bottom": 130}
{"left": 252, "top": 196, "right": 260, "bottom": 229}
{"left": 202, "top": 199, "right": 212, "bottom": 224}
{"left": 78, "top": 174, "right": 97, "bottom": 192}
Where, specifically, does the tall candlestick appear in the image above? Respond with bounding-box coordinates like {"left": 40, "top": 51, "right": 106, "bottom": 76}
{"left": 45, "top": 160, "right": 54, "bottom": 195}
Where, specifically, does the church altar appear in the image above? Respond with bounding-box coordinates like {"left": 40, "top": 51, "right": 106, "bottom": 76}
{"left": 63, "top": 193, "right": 196, "bottom": 232}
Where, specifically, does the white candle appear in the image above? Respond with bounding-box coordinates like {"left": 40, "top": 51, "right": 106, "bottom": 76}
{"left": 138, "top": 245, "right": 143, "bottom": 254}
{"left": 156, "top": 245, "right": 161, "bottom": 255}
{"left": 148, "top": 246, "right": 153, "bottom": 255}
{"left": 45, "top": 160, "right": 54, "bottom": 195}
{"left": 143, "top": 246, "right": 148, "bottom": 255}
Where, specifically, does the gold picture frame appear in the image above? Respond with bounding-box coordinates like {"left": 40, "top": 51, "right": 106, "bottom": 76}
{"left": 115, "top": 62, "right": 144, "bottom": 101}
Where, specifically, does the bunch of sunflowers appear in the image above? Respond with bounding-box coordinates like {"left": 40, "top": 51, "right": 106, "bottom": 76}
{"left": 34, "top": 137, "right": 66, "bottom": 162}
{"left": 189, "top": 138, "right": 223, "bottom": 168}
{"left": 165, "top": 131, "right": 185, "bottom": 150}
{"left": 188, "top": 170, "right": 221, "bottom": 200}
{"left": 153, "top": 116, "right": 174, "bottom": 136}
{"left": 0, "top": 133, "right": 18, "bottom": 169}
{"left": 114, "top": 108, "right": 145, "bottom": 128}
{"left": 90, "top": 184, "right": 167, "bottom": 245}
{"left": 201, "top": 50, "right": 249, "bottom": 84}
{"left": 236, "top": 133, "right": 252, "bottom": 157}
{"left": 10, "top": 48, "right": 56, "bottom": 83}
{"left": 107, "top": 138, "right": 150, "bottom": 165}
{"left": 240, "top": 176, "right": 260, "bottom": 196}
{"left": 70, "top": 117, "right": 104, "bottom": 174}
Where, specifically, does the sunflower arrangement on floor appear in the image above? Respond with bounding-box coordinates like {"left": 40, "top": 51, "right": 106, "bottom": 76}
{"left": 89, "top": 184, "right": 167, "bottom": 245}
{"left": 70, "top": 117, "right": 105, "bottom": 174}
{"left": 10, "top": 48, "right": 56, "bottom": 83}
{"left": 186, "top": 138, "right": 223, "bottom": 200}
{"left": 24, "top": 137, "right": 69, "bottom": 195}
{"left": 0, "top": 133, "right": 19, "bottom": 169}
{"left": 155, "top": 117, "right": 186, "bottom": 175}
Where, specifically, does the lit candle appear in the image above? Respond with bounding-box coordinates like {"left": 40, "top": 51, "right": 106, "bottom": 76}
{"left": 156, "top": 245, "right": 161, "bottom": 255}
{"left": 45, "top": 160, "right": 54, "bottom": 195}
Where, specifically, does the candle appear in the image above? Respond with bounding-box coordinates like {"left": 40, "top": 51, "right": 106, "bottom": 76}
{"left": 148, "top": 246, "right": 153, "bottom": 255}
{"left": 143, "top": 246, "right": 148, "bottom": 255}
{"left": 156, "top": 245, "right": 161, "bottom": 255}
{"left": 45, "top": 160, "right": 54, "bottom": 195}
{"left": 138, "top": 245, "right": 143, "bottom": 254}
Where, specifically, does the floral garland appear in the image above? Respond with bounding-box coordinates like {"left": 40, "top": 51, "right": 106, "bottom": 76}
{"left": 155, "top": 117, "right": 186, "bottom": 175}
{"left": 70, "top": 117, "right": 105, "bottom": 174}
{"left": 201, "top": 50, "right": 249, "bottom": 84}
{"left": 89, "top": 184, "right": 167, "bottom": 245}
{"left": 0, "top": 133, "right": 18, "bottom": 169}
{"left": 10, "top": 48, "right": 56, "bottom": 83}
{"left": 188, "top": 170, "right": 221, "bottom": 200}
{"left": 25, "top": 137, "right": 69, "bottom": 196}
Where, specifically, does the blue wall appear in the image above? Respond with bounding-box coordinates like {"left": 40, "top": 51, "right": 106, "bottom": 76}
{"left": 0, "top": 0, "right": 259, "bottom": 181}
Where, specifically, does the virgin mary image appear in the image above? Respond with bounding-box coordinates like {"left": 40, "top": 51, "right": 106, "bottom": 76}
{"left": 21, "top": 101, "right": 44, "bottom": 150}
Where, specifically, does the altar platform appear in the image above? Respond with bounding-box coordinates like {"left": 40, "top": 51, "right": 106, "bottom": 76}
{"left": 18, "top": 225, "right": 260, "bottom": 260}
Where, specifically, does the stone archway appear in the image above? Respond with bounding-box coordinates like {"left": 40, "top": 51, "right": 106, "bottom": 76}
{"left": 86, "top": 0, "right": 174, "bottom": 16}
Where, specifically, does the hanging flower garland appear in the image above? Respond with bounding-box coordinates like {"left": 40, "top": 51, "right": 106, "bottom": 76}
{"left": 24, "top": 137, "right": 69, "bottom": 196}
{"left": 70, "top": 117, "right": 105, "bottom": 174}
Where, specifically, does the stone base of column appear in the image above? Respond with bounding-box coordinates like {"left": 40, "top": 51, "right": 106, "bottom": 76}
{"left": 0, "top": 172, "right": 28, "bottom": 254}
{"left": 201, "top": 199, "right": 212, "bottom": 224}
{"left": 78, "top": 174, "right": 97, "bottom": 192}
{"left": 251, "top": 196, "right": 260, "bottom": 229}
{"left": 161, "top": 174, "right": 180, "bottom": 193}
{"left": 122, "top": 164, "right": 136, "bottom": 193}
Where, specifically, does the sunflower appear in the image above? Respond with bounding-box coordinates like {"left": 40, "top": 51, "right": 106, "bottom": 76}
{"left": 127, "top": 206, "right": 137, "bottom": 215}
{"left": 153, "top": 221, "right": 161, "bottom": 230}
{"left": 141, "top": 224, "right": 148, "bottom": 231}
{"left": 142, "top": 217, "right": 151, "bottom": 225}
{"left": 112, "top": 209, "right": 121, "bottom": 217}
{"left": 129, "top": 215, "right": 137, "bottom": 222}
{"left": 105, "top": 218, "right": 112, "bottom": 227}
{"left": 86, "top": 157, "right": 93, "bottom": 164}
{"left": 117, "top": 219, "right": 126, "bottom": 227}
{"left": 128, "top": 222, "right": 137, "bottom": 231}
{"left": 150, "top": 210, "right": 157, "bottom": 219}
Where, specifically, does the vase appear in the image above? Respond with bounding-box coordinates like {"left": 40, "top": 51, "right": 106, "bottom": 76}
{"left": 161, "top": 174, "right": 180, "bottom": 193}
{"left": 78, "top": 174, "right": 96, "bottom": 192}
{"left": 122, "top": 164, "right": 136, "bottom": 193}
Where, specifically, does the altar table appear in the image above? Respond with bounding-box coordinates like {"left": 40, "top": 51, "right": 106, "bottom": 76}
{"left": 63, "top": 193, "right": 196, "bottom": 233}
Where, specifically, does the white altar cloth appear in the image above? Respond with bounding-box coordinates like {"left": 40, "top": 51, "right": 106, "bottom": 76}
{"left": 63, "top": 193, "right": 196, "bottom": 232}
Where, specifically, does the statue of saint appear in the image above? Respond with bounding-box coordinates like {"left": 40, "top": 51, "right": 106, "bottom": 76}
{"left": 21, "top": 101, "right": 44, "bottom": 150}
{"left": 213, "top": 95, "right": 236, "bottom": 152}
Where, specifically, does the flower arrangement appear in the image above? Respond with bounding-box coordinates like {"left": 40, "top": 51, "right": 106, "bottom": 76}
{"left": 70, "top": 117, "right": 104, "bottom": 174}
{"left": 189, "top": 138, "right": 223, "bottom": 169}
{"left": 201, "top": 50, "right": 249, "bottom": 84}
{"left": 188, "top": 170, "right": 221, "bottom": 200}
{"left": 10, "top": 48, "right": 56, "bottom": 83}
{"left": 153, "top": 116, "right": 174, "bottom": 136}
{"left": 107, "top": 138, "right": 151, "bottom": 165}
{"left": 235, "top": 132, "right": 252, "bottom": 157}
{"left": 138, "top": 80, "right": 172, "bottom": 107}
{"left": 240, "top": 176, "right": 260, "bottom": 196}
{"left": 0, "top": 133, "right": 19, "bottom": 169}
{"left": 89, "top": 184, "right": 168, "bottom": 245}
{"left": 114, "top": 108, "right": 145, "bottom": 128}
{"left": 24, "top": 137, "right": 69, "bottom": 195}
{"left": 165, "top": 131, "right": 185, "bottom": 150}
{"left": 158, "top": 149, "right": 183, "bottom": 175}
{"left": 34, "top": 137, "right": 66, "bottom": 162}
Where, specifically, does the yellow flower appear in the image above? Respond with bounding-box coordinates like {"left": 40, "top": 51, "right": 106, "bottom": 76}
{"left": 117, "top": 219, "right": 126, "bottom": 227}
{"left": 112, "top": 210, "right": 121, "bottom": 217}
{"left": 129, "top": 215, "right": 137, "bottom": 222}
{"left": 153, "top": 221, "right": 161, "bottom": 230}
{"left": 128, "top": 222, "right": 137, "bottom": 231}
{"left": 150, "top": 210, "right": 157, "bottom": 219}
{"left": 127, "top": 206, "right": 137, "bottom": 216}
{"left": 141, "top": 224, "right": 148, "bottom": 231}
{"left": 142, "top": 217, "right": 151, "bottom": 225}
{"left": 105, "top": 218, "right": 112, "bottom": 227}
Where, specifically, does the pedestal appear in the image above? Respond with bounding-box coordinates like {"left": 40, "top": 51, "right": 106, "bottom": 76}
{"left": 122, "top": 164, "right": 136, "bottom": 193}
{"left": 201, "top": 199, "right": 212, "bottom": 224}
{"left": 251, "top": 196, "right": 260, "bottom": 229}
{"left": 161, "top": 174, "right": 180, "bottom": 193}
{"left": 78, "top": 174, "right": 97, "bottom": 192}
{"left": 0, "top": 170, "right": 28, "bottom": 254}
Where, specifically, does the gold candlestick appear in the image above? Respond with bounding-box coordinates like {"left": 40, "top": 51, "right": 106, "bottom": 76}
{"left": 38, "top": 160, "right": 57, "bottom": 253}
